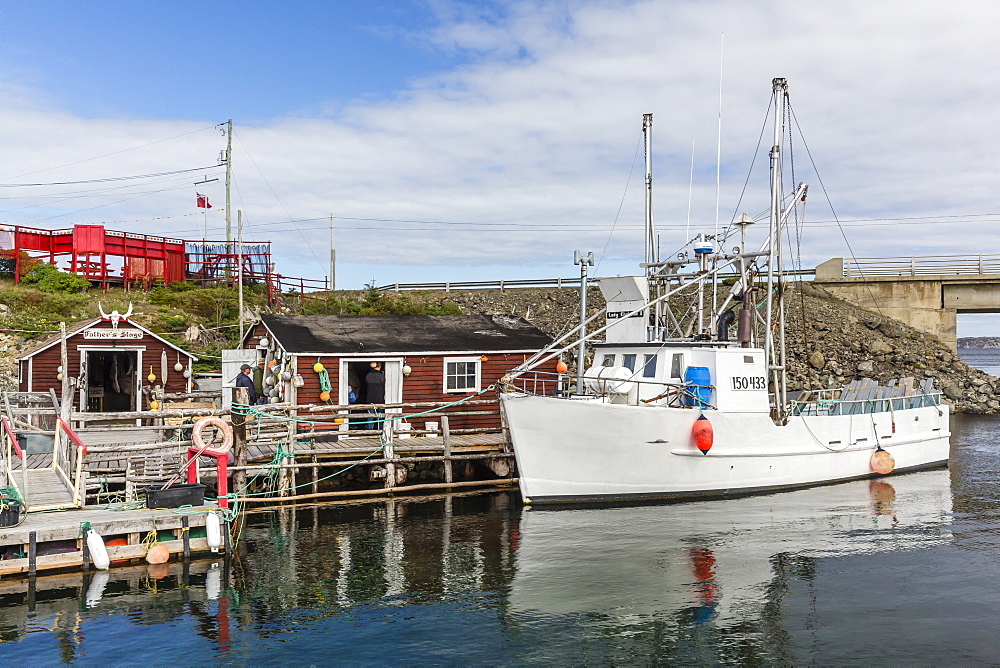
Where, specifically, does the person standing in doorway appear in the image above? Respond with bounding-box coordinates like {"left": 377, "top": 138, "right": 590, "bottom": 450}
{"left": 236, "top": 363, "right": 258, "bottom": 405}
{"left": 252, "top": 360, "right": 265, "bottom": 404}
{"left": 365, "top": 362, "right": 385, "bottom": 431}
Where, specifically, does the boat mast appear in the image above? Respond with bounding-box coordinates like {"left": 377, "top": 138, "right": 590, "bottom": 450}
{"left": 643, "top": 114, "right": 659, "bottom": 341}
{"left": 765, "top": 78, "right": 789, "bottom": 418}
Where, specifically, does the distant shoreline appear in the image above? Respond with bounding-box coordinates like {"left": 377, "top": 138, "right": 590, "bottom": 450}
{"left": 958, "top": 337, "right": 1000, "bottom": 349}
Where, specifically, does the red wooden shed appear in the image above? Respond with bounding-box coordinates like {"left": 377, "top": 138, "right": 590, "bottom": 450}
{"left": 235, "top": 314, "right": 557, "bottom": 431}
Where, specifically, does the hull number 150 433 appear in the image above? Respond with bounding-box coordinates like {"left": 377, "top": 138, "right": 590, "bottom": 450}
{"left": 731, "top": 376, "right": 767, "bottom": 391}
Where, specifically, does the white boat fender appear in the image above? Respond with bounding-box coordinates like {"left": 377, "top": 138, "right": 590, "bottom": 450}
{"left": 86, "top": 529, "right": 111, "bottom": 571}
{"left": 871, "top": 446, "right": 895, "bottom": 475}
{"left": 86, "top": 570, "right": 111, "bottom": 607}
{"left": 192, "top": 416, "right": 234, "bottom": 453}
{"left": 206, "top": 512, "right": 223, "bottom": 552}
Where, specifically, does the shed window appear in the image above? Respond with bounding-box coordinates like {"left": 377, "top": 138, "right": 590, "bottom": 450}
{"left": 642, "top": 354, "right": 657, "bottom": 378}
{"left": 444, "top": 357, "right": 481, "bottom": 393}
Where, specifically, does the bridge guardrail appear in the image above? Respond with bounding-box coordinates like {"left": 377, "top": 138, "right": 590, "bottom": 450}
{"left": 843, "top": 254, "right": 1000, "bottom": 277}
{"left": 375, "top": 269, "right": 815, "bottom": 293}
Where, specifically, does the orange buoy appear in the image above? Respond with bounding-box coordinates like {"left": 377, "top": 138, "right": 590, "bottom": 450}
{"left": 145, "top": 543, "right": 169, "bottom": 565}
{"left": 870, "top": 446, "right": 895, "bottom": 475}
{"left": 319, "top": 391, "right": 331, "bottom": 402}
{"left": 692, "top": 415, "right": 713, "bottom": 455}
{"left": 555, "top": 360, "right": 568, "bottom": 374}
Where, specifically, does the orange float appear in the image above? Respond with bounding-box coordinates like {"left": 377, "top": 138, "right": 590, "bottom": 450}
{"left": 692, "top": 415, "right": 713, "bottom": 455}
{"left": 146, "top": 543, "right": 169, "bottom": 565}
{"left": 555, "top": 360, "right": 568, "bottom": 374}
{"left": 870, "top": 446, "right": 895, "bottom": 475}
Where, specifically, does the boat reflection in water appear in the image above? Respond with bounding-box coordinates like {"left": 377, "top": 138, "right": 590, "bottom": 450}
{"left": 508, "top": 469, "right": 952, "bottom": 625}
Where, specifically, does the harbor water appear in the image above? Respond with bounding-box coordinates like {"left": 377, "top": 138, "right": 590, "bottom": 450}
{"left": 0, "top": 355, "right": 998, "bottom": 663}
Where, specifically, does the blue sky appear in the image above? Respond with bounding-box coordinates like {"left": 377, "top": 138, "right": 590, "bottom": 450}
{"left": 0, "top": 2, "right": 453, "bottom": 120}
{"left": 0, "top": 0, "right": 999, "bottom": 334}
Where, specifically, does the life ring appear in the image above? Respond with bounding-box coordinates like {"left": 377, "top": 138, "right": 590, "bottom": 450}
{"left": 192, "top": 416, "right": 233, "bottom": 454}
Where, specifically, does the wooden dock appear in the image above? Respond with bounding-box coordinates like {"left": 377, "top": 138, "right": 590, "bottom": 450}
{"left": 0, "top": 502, "right": 223, "bottom": 577}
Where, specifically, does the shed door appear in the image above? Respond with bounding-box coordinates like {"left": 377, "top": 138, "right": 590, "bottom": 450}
{"left": 222, "top": 348, "right": 259, "bottom": 408}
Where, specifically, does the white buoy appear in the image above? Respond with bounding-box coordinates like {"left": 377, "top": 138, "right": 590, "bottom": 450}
{"left": 86, "top": 570, "right": 111, "bottom": 607}
{"left": 86, "top": 529, "right": 111, "bottom": 571}
{"left": 206, "top": 513, "right": 222, "bottom": 552}
{"left": 206, "top": 562, "right": 222, "bottom": 600}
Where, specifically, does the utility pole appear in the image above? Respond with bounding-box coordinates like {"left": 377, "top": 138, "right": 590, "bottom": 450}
{"left": 238, "top": 209, "right": 245, "bottom": 342}
{"left": 574, "top": 250, "right": 594, "bottom": 395}
{"left": 329, "top": 214, "right": 336, "bottom": 291}
{"left": 225, "top": 119, "right": 233, "bottom": 253}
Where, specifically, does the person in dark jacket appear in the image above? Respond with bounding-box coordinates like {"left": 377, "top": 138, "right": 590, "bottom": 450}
{"left": 236, "top": 363, "right": 258, "bottom": 404}
{"left": 364, "top": 362, "right": 385, "bottom": 430}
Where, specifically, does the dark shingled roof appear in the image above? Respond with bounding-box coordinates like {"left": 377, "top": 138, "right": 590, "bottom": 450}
{"left": 259, "top": 315, "right": 552, "bottom": 355}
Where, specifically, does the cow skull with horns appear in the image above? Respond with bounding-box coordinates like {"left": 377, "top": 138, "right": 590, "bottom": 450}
{"left": 98, "top": 302, "right": 133, "bottom": 330}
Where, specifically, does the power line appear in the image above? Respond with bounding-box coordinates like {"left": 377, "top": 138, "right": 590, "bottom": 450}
{"left": 0, "top": 164, "right": 222, "bottom": 188}
{"left": 0, "top": 124, "right": 222, "bottom": 182}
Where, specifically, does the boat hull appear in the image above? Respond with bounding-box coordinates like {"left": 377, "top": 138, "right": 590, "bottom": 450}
{"left": 500, "top": 392, "right": 950, "bottom": 505}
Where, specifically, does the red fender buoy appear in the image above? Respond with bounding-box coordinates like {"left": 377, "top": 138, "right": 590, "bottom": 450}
{"left": 692, "top": 415, "right": 713, "bottom": 455}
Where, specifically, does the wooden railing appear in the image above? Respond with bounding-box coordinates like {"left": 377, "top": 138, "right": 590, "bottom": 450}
{"left": 1, "top": 416, "right": 28, "bottom": 506}
{"left": 55, "top": 418, "right": 87, "bottom": 507}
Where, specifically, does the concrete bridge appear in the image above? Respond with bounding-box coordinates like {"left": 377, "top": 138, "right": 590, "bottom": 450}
{"left": 813, "top": 255, "right": 1000, "bottom": 351}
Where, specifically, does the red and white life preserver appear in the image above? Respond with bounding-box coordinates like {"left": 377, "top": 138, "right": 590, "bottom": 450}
{"left": 192, "top": 416, "right": 234, "bottom": 454}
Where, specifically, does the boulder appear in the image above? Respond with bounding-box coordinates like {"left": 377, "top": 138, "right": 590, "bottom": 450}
{"left": 867, "top": 339, "right": 893, "bottom": 355}
{"left": 943, "top": 384, "right": 964, "bottom": 400}
{"left": 808, "top": 350, "right": 826, "bottom": 370}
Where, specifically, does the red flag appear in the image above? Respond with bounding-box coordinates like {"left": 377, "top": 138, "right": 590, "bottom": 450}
{"left": 196, "top": 193, "right": 211, "bottom": 208}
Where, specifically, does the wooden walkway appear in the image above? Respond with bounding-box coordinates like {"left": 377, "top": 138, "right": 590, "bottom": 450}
{"left": 24, "top": 469, "right": 75, "bottom": 511}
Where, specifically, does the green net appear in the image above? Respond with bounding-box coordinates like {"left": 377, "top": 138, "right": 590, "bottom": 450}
{"left": 0, "top": 485, "right": 23, "bottom": 505}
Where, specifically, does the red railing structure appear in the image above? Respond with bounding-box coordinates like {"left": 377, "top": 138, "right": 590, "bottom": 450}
{"left": 1, "top": 417, "right": 24, "bottom": 460}
{"left": 186, "top": 447, "right": 230, "bottom": 509}
{"left": 2, "top": 224, "right": 328, "bottom": 305}
{"left": 1, "top": 223, "right": 187, "bottom": 289}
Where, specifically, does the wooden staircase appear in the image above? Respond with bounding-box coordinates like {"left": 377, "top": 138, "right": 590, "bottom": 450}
{"left": 2, "top": 393, "right": 86, "bottom": 512}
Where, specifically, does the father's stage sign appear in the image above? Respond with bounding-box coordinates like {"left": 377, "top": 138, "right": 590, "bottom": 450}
{"left": 83, "top": 328, "right": 143, "bottom": 340}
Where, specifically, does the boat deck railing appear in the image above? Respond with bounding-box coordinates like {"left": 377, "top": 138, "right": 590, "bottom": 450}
{"left": 790, "top": 380, "right": 941, "bottom": 416}
{"left": 503, "top": 370, "right": 713, "bottom": 409}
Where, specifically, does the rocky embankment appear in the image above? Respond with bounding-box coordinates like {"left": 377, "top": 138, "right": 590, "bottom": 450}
{"left": 416, "top": 283, "right": 999, "bottom": 414}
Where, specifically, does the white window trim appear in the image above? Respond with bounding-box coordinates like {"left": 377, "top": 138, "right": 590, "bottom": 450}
{"left": 443, "top": 356, "right": 481, "bottom": 394}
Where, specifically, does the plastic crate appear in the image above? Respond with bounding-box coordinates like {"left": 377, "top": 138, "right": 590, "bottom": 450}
{"left": 143, "top": 483, "right": 206, "bottom": 509}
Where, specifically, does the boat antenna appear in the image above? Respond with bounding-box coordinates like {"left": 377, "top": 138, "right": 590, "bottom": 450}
{"left": 686, "top": 141, "right": 695, "bottom": 242}
{"left": 714, "top": 33, "right": 724, "bottom": 242}
{"left": 711, "top": 33, "right": 724, "bottom": 334}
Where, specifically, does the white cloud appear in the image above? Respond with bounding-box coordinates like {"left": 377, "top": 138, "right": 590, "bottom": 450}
{"left": 1, "top": 0, "right": 998, "bottom": 287}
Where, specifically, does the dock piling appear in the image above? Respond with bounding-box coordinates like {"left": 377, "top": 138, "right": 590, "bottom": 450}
{"left": 182, "top": 515, "right": 190, "bottom": 560}
{"left": 28, "top": 531, "right": 36, "bottom": 575}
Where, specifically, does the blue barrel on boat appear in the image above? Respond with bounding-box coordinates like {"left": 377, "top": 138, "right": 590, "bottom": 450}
{"left": 683, "top": 366, "right": 712, "bottom": 408}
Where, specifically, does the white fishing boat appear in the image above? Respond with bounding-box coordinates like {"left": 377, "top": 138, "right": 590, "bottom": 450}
{"left": 499, "top": 78, "right": 950, "bottom": 505}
